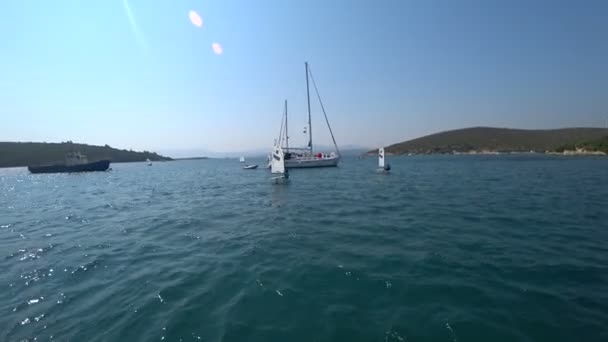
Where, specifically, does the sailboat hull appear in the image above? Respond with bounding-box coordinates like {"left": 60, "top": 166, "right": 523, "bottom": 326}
{"left": 285, "top": 156, "right": 340, "bottom": 168}
{"left": 271, "top": 175, "right": 289, "bottom": 184}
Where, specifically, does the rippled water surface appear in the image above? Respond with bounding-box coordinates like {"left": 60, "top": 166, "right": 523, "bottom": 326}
{"left": 1, "top": 156, "right": 607, "bottom": 341}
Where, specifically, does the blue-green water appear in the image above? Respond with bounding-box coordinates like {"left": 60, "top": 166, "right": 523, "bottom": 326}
{"left": 1, "top": 156, "right": 607, "bottom": 342}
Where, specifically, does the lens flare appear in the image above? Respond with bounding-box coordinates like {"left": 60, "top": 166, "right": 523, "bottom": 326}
{"left": 189, "top": 10, "right": 203, "bottom": 28}
{"left": 123, "top": 0, "right": 148, "bottom": 53}
{"left": 212, "top": 42, "right": 223, "bottom": 55}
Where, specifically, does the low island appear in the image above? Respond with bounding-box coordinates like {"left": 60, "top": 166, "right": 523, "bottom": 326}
{"left": 372, "top": 127, "right": 608, "bottom": 156}
{"left": 0, "top": 141, "right": 172, "bottom": 168}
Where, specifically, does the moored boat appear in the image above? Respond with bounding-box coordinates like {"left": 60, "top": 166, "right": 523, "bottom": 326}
{"left": 240, "top": 156, "right": 258, "bottom": 169}
{"left": 269, "top": 62, "right": 341, "bottom": 169}
{"left": 28, "top": 152, "right": 110, "bottom": 174}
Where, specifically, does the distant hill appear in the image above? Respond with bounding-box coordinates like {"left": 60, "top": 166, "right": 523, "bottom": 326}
{"left": 555, "top": 135, "right": 608, "bottom": 153}
{"left": 377, "top": 127, "right": 608, "bottom": 155}
{"left": 0, "top": 141, "right": 172, "bottom": 168}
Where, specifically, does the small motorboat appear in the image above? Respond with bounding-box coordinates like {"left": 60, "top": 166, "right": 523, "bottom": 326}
{"left": 240, "top": 156, "right": 258, "bottom": 169}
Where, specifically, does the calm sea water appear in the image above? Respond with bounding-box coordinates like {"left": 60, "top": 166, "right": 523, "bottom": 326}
{"left": 1, "top": 155, "right": 607, "bottom": 342}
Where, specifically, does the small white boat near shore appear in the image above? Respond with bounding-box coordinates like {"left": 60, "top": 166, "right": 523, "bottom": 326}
{"left": 240, "top": 156, "right": 258, "bottom": 170}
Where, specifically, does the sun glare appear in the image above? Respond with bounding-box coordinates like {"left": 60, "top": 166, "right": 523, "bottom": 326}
{"left": 212, "top": 42, "right": 223, "bottom": 55}
{"left": 189, "top": 10, "right": 203, "bottom": 28}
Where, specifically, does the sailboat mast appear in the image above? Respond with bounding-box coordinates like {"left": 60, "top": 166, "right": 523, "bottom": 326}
{"left": 277, "top": 104, "right": 285, "bottom": 146}
{"left": 285, "top": 99, "right": 289, "bottom": 152}
{"left": 307, "top": 63, "right": 342, "bottom": 158}
{"left": 305, "top": 62, "right": 313, "bottom": 152}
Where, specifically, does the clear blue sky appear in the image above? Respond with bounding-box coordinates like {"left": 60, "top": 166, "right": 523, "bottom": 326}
{"left": 1, "top": 0, "right": 607, "bottom": 156}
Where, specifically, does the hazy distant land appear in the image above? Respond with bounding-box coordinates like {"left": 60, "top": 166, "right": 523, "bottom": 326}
{"left": 373, "top": 127, "right": 608, "bottom": 155}
{"left": 0, "top": 142, "right": 172, "bottom": 168}
{"left": 3, "top": 127, "right": 608, "bottom": 169}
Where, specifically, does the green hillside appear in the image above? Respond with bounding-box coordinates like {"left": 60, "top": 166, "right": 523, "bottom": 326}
{"left": 379, "top": 127, "right": 608, "bottom": 155}
{"left": 0, "top": 141, "right": 171, "bottom": 168}
{"left": 555, "top": 135, "right": 608, "bottom": 153}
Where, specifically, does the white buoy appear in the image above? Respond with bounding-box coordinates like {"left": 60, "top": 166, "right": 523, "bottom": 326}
{"left": 377, "top": 147, "right": 391, "bottom": 173}
{"left": 270, "top": 144, "right": 289, "bottom": 184}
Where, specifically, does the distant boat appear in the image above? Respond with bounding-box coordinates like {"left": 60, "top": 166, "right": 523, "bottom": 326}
{"left": 240, "top": 156, "right": 258, "bottom": 169}
{"left": 377, "top": 147, "right": 391, "bottom": 173}
{"left": 270, "top": 144, "right": 289, "bottom": 184}
{"left": 28, "top": 152, "right": 110, "bottom": 174}
{"left": 146, "top": 158, "right": 152, "bottom": 166}
{"left": 269, "top": 62, "right": 341, "bottom": 169}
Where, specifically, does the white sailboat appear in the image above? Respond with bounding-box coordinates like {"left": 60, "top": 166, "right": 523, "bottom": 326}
{"left": 239, "top": 156, "right": 245, "bottom": 163}
{"left": 377, "top": 147, "right": 391, "bottom": 173}
{"left": 270, "top": 62, "right": 341, "bottom": 169}
{"left": 270, "top": 144, "right": 289, "bottom": 184}
{"left": 146, "top": 158, "right": 152, "bottom": 166}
